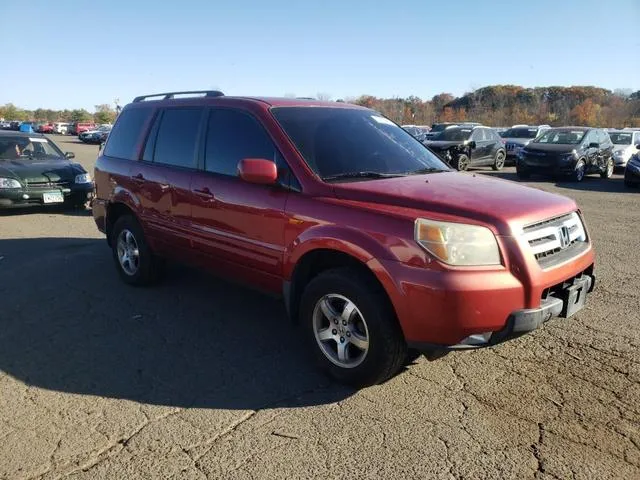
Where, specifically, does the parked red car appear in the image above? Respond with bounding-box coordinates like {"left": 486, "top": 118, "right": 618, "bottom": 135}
{"left": 69, "top": 122, "right": 96, "bottom": 135}
{"left": 92, "top": 91, "right": 596, "bottom": 387}
{"left": 37, "top": 123, "right": 55, "bottom": 134}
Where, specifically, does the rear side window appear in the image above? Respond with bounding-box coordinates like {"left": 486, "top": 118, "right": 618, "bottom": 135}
{"left": 104, "top": 107, "right": 152, "bottom": 160}
{"left": 153, "top": 108, "right": 204, "bottom": 169}
{"left": 204, "top": 109, "right": 276, "bottom": 176}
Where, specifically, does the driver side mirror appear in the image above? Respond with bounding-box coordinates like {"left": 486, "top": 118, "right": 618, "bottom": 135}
{"left": 467, "top": 141, "right": 476, "bottom": 149}
{"left": 636, "top": 144, "right": 640, "bottom": 150}
{"left": 588, "top": 142, "right": 599, "bottom": 149}
{"left": 65, "top": 151, "right": 75, "bottom": 159}
{"left": 237, "top": 158, "right": 278, "bottom": 185}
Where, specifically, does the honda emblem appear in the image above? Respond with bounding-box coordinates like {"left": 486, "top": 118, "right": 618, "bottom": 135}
{"left": 558, "top": 226, "right": 570, "bottom": 249}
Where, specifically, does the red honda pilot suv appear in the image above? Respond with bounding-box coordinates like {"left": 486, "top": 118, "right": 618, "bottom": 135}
{"left": 92, "top": 91, "right": 596, "bottom": 387}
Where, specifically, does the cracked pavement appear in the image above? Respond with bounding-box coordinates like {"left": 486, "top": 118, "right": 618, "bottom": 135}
{"left": 0, "top": 139, "right": 638, "bottom": 479}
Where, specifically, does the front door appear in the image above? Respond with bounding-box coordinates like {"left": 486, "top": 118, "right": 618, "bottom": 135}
{"left": 582, "top": 130, "right": 599, "bottom": 172}
{"left": 469, "top": 128, "right": 490, "bottom": 164}
{"left": 189, "top": 107, "right": 290, "bottom": 293}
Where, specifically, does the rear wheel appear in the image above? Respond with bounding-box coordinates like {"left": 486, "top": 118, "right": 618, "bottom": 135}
{"left": 300, "top": 268, "right": 407, "bottom": 387}
{"left": 452, "top": 154, "right": 470, "bottom": 171}
{"left": 492, "top": 150, "right": 506, "bottom": 171}
{"left": 572, "top": 160, "right": 586, "bottom": 182}
{"left": 111, "top": 215, "right": 164, "bottom": 286}
{"left": 600, "top": 157, "right": 614, "bottom": 179}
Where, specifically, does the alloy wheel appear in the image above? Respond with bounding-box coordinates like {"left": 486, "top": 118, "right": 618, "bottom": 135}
{"left": 116, "top": 229, "right": 140, "bottom": 276}
{"left": 312, "top": 294, "right": 370, "bottom": 369}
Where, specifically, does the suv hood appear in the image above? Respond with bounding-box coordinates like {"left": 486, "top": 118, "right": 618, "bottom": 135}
{"left": 0, "top": 158, "right": 82, "bottom": 182}
{"left": 523, "top": 143, "right": 578, "bottom": 154}
{"left": 331, "top": 172, "right": 576, "bottom": 235}
{"left": 503, "top": 137, "right": 532, "bottom": 146}
{"left": 424, "top": 140, "right": 465, "bottom": 149}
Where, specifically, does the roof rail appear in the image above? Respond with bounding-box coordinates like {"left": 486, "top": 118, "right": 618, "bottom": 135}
{"left": 132, "top": 90, "right": 224, "bottom": 103}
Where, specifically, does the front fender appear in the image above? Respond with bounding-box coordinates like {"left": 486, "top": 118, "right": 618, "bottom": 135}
{"left": 283, "top": 224, "right": 398, "bottom": 280}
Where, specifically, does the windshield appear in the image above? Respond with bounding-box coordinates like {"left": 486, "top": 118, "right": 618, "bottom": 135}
{"left": 608, "top": 132, "right": 633, "bottom": 145}
{"left": 435, "top": 127, "right": 472, "bottom": 141}
{"left": 271, "top": 107, "right": 449, "bottom": 180}
{"left": 534, "top": 129, "right": 586, "bottom": 145}
{"left": 97, "top": 125, "right": 112, "bottom": 132}
{"left": 430, "top": 123, "right": 454, "bottom": 133}
{"left": 503, "top": 127, "right": 539, "bottom": 139}
{"left": 0, "top": 136, "right": 65, "bottom": 160}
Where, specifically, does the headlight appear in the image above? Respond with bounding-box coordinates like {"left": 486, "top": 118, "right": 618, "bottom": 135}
{"left": 0, "top": 177, "right": 21, "bottom": 189}
{"left": 561, "top": 150, "right": 578, "bottom": 162}
{"left": 415, "top": 219, "right": 501, "bottom": 266}
{"left": 75, "top": 173, "right": 92, "bottom": 184}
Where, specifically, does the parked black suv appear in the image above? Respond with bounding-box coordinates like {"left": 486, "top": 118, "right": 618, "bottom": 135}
{"left": 424, "top": 126, "right": 506, "bottom": 171}
{"left": 517, "top": 127, "right": 614, "bottom": 182}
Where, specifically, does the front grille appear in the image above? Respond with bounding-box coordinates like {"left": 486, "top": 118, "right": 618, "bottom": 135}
{"left": 522, "top": 212, "right": 588, "bottom": 268}
{"left": 25, "top": 181, "right": 70, "bottom": 189}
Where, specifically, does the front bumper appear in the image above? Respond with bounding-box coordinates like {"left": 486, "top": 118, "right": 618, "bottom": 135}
{"left": 517, "top": 159, "right": 577, "bottom": 176}
{"left": 625, "top": 163, "right": 640, "bottom": 183}
{"left": 369, "top": 242, "right": 595, "bottom": 350}
{"left": 0, "top": 183, "right": 95, "bottom": 208}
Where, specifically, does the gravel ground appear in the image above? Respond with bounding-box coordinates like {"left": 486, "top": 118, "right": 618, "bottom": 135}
{"left": 1, "top": 137, "right": 638, "bottom": 480}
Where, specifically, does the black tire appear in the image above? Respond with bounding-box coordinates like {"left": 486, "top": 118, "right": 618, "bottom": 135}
{"left": 452, "top": 154, "right": 470, "bottom": 171}
{"left": 572, "top": 160, "right": 586, "bottom": 182}
{"left": 600, "top": 157, "right": 614, "bottom": 179}
{"left": 300, "top": 268, "right": 407, "bottom": 387}
{"left": 110, "top": 214, "right": 164, "bottom": 286}
{"left": 516, "top": 166, "right": 530, "bottom": 179}
{"left": 492, "top": 150, "right": 506, "bottom": 171}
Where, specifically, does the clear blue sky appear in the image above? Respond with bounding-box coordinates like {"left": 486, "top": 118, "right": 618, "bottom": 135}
{"left": 1, "top": 0, "right": 639, "bottom": 111}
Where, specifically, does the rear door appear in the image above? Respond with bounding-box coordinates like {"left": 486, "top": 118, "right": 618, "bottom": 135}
{"left": 137, "top": 106, "right": 205, "bottom": 255}
{"left": 189, "top": 107, "right": 290, "bottom": 293}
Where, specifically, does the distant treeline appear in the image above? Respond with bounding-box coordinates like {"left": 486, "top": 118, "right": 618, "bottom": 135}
{"left": 0, "top": 103, "right": 117, "bottom": 125}
{"left": 3, "top": 85, "right": 640, "bottom": 127}
{"left": 352, "top": 85, "right": 640, "bottom": 127}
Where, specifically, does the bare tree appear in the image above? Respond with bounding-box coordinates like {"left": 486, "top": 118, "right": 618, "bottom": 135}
{"left": 316, "top": 92, "right": 332, "bottom": 101}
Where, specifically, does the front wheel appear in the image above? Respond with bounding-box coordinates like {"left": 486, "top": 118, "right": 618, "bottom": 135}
{"left": 300, "top": 268, "right": 407, "bottom": 387}
{"left": 492, "top": 150, "right": 506, "bottom": 171}
{"left": 600, "top": 157, "right": 614, "bottom": 179}
{"left": 452, "top": 153, "right": 470, "bottom": 171}
{"left": 572, "top": 160, "right": 586, "bottom": 182}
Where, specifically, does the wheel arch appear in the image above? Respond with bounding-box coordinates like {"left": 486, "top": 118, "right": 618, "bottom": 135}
{"left": 285, "top": 247, "right": 394, "bottom": 325}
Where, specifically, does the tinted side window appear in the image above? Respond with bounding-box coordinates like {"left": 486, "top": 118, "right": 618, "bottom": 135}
{"left": 583, "top": 131, "right": 596, "bottom": 146}
{"left": 104, "top": 107, "right": 152, "bottom": 160}
{"left": 598, "top": 130, "right": 610, "bottom": 145}
{"left": 470, "top": 129, "right": 482, "bottom": 141}
{"left": 205, "top": 109, "right": 275, "bottom": 176}
{"left": 153, "top": 108, "right": 204, "bottom": 168}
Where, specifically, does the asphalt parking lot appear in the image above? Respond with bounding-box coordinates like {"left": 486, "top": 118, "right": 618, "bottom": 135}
{"left": 1, "top": 137, "right": 639, "bottom": 480}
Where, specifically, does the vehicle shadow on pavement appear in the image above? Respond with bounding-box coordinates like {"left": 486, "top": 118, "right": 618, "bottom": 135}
{"left": 0, "top": 237, "right": 354, "bottom": 410}
{"left": 0, "top": 206, "right": 94, "bottom": 217}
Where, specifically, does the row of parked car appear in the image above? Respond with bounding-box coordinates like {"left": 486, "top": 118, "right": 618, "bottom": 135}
{"left": 402, "top": 122, "right": 640, "bottom": 183}
{"left": 0, "top": 120, "right": 112, "bottom": 144}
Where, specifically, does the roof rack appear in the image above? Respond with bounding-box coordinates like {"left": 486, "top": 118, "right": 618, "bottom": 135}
{"left": 132, "top": 90, "right": 224, "bottom": 103}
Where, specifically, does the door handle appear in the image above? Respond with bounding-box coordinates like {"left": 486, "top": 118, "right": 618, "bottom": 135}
{"left": 193, "top": 187, "right": 215, "bottom": 200}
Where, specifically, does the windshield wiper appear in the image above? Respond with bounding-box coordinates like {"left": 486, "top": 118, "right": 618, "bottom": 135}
{"left": 322, "top": 171, "right": 406, "bottom": 182}
{"left": 407, "top": 167, "right": 450, "bottom": 175}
